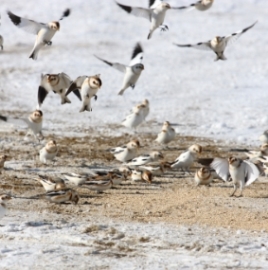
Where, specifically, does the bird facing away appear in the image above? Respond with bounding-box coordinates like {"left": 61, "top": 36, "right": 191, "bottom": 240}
{"left": 95, "top": 42, "right": 144, "bottom": 95}
{"left": 194, "top": 167, "right": 213, "bottom": 186}
{"left": 38, "top": 73, "right": 72, "bottom": 106}
{"left": 65, "top": 74, "right": 102, "bottom": 112}
{"left": 155, "top": 121, "right": 176, "bottom": 145}
{"left": 39, "top": 140, "right": 58, "bottom": 164}
{"left": 7, "top": 9, "right": 70, "bottom": 60}
{"left": 173, "top": 21, "right": 257, "bottom": 61}
{"left": 116, "top": 0, "right": 185, "bottom": 39}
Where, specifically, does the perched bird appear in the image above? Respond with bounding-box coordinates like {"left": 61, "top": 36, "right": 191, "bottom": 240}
{"left": 116, "top": 1, "right": 183, "bottom": 39}
{"left": 36, "top": 176, "right": 66, "bottom": 192}
{"left": 0, "top": 35, "right": 3, "bottom": 50}
{"left": 132, "top": 99, "right": 150, "bottom": 120}
{"left": 39, "top": 140, "right": 58, "bottom": 164}
{"left": 209, "top": 157, "right": 260, "bottom": 197}
{"left": 38, "top": 73, "right": 72, "bottom": 106}
{"left": 0, "top": 194, "right": 12, "bottom": 219}
{"left": 111, "top": 139, "right": 140, "bottom": 163}
{"left": 173, "top": 21, "right": 257, "bottom": 61}
{"left": 176, "top": 0, "right": 214, "bottom": 11}
{"left": 122, "top": 104, "right": 147, "bottom": 129}
{"left": 65, "top": 74, "right": 102, "bottom": 112}
{"left": 81, "top": 180, "right": 113, "bottom": 193}
{"left": 95, "top": 42, "right": 144, "bottom": 95}
{"left": 155, "top": 121, "right": 176, "bottom": 146}
{"left": 171, "top": 144, "right": 202, "bottom": 172}
{"left": 127, "top": 151, "right": 164, "bottom": 166}
{"left": 194, "top": 167, "right": 213, "bottom": 186}
{"left": 7, "top": 9, "right": 70, "bottom": 60}
{"left": 0, "top": 110, "right": 43, "bottom": 141}
{"left": 259, "top": 130, "right": 268, "bottom": 144}
{"left": 0, "top": 155, "right": 8, "bottom": 174}
{"left": 130, "top": 170, "right": 153, "bottom": 184}
{"left": 45, "top": 189, "right": 79, "bottom": 204}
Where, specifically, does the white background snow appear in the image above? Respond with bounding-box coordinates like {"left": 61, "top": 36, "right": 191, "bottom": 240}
{"left": 1, "top": 0, "right": 268, "bottom": 269}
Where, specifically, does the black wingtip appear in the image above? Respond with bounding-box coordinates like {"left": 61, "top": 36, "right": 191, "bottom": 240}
{"left": 7, "top": 11, "right": 21, "bottom": 26}
{"left": 60, "top": 8, "right": 71, "bottom": 20}
{"left": 0, "top": 115, "right": 7, "bottom": 122}
{"left": 38, "top": 86, "right": 49, "bottom": 106}
{"left": 116, "top": 2, "right": 132, "bottom": 13}
{"left": 131, "top": 42, "right": 143, "bottom": 60}
{"left": 94, "top": 55, "right": 113, "bottom": 67}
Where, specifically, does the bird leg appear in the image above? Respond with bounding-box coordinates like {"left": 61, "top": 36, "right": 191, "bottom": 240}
{"left": 94, "top": 95, "right": 98, "bottom": 101}
{"left": 130, "top": 84, "right": 135, "bottom": 89}
{"left": 160, "top": 25, "right": 169, "bottom": 32}
{"left": 230, "top": 184, "right": 237, "bottom": 197}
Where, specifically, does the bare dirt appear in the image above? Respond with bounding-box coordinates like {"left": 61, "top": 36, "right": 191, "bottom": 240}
{"left": 1, "top": 128, "right": 268, "bottom": 232}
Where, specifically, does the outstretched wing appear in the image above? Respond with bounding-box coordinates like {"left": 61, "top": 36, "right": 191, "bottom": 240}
{"left": 173, "top": 41, "right": 212, "bottom": 51}
{"left": 210, "top": 157, "right": 230, "bottom": 181}
{"left": 38, "top": 74, "right": 52, "bottom": 106}
{"left": 116, "top": 2, "right": 151, "bottom": 20}
{"left": 243, "top": 160, "right": 260, "bottom": 186}
{"left": 94, "top": 55, "right": 126, "bottom": 73}
{"left": 224, "top": 21, "right": 258, "bottom": 47}
{"left": 7, "top": 11, "right": 45, "bottom": 35}
{"left": 58, "top": 73, "right": 72, "bottom": 89}
{"left": 129, "top": 42, "right": 143, "bottom": 66}
{"left": 65, "top": 76, "right": 87, "bottom": 100}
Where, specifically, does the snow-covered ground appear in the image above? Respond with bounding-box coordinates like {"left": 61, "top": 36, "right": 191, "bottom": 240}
{"left": 1, "top": 0, "right": 268, "bottom": 269}
{"left": 1, "top": 0, "right": 267, "bottom": 144}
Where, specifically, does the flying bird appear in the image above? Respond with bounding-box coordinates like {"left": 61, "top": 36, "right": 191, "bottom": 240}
{"left": 65, "top": 74, "right": 102, "bottom": 112}
{"left": 95, "top": 42, "right": 144, "bottom": 95}
{"left": 176, "top": 0, "right": 214, "bottom": 11}
{"left": 116, "top": 0, "right": 183, "bottom": 39}
{"left": 173, "top": 21, "right": 257, "bottom": 61}
{"left": 7, "top": 8, "right": 71, "bottom": 60}
{"left": 38, "top": 73, "right": 72, "bottom": 106}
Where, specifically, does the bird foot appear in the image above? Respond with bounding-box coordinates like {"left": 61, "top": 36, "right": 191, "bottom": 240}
{"left": 94, "top": 95, "right": 98, "bottom": 101}
{"left": 160, "top": 25, "right": 169, "bottom": 32}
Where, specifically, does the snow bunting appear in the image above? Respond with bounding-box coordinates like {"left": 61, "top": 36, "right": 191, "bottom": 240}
{"left": 245, "top": 144, "right": 268, "bottom": 161}
{"left": 209, "top": 157, "right": 260, "bottom": 197}
{"left": 63, "top": 173, "right": 89, "bottom": 186}
{"left": 81, "top": 180, "right": 113, "bottom": 192}
{"left": 0, "top": 155, "right": 8, "bottom": 174}
{"left": 127, "top": 151, "right": 164, "bottom": 166}
{"left": 0, "top": 194, "right": 12, "bottom": 219}
{"left": 0, "top": 35, "right": 3, "bottom": 50}
{"left": 176, "top": 0, "right": 214, "bottom": 11}
{"left": 92, "top": 171, "right": 125, "bottom": 185}
{"left": 195, "top": 167, "right": 213, "bottom": 186}
{"left": 139, "top": 161, "right": 171, "bottom": 176}
{"left": 259, "top": 130, "right": 268, "bottom": 144}
{"left": 7, "top": 9, "right": 70, "bottom": 60}
{"left": 122, "top": 104, "right": 146, "bottom": 129}
{"left": 65, "top": 74, "right": 102, "bottom": 112}
{"left": 95, "top": 42, "right": 144, "bottom": 95}
{"left": 174, "top": 21, "right": 257, "bottom": 61}
{"left": 38, "top": 73, "right": 72, "bottom": 106}
{"left": 116, "top": 1, "right": 184, "bottom": 39}
{"left": 39, "top": 140, "right": 58, "bottom": 164}
{"left": 155, "top": 121, "right": 175, "bottom": 145}
{"left": 132, "top": 99, "right": 150, "bottom": 120}
{"left": 131, "top": 170, "right": 153, "bottom": 184}
{"left": 36, "top": 176, "right": 66, "bottom": 192}
{"left": 171, "top": 144, "right": 202, "bottom": 172}
{"left": 45, "top": 188, "right": 79, "bottom": 204}
{"left": 24, "top": 110, "right": 44, "bottom": 140}
{"left": 111, "top": 139, "right": 140, "bottom": 163}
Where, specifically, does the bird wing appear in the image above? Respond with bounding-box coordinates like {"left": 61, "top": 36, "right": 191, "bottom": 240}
{"left": 116, "top": 2, "right": 151, "bottom": 20}
{"left": 7, "top": 11, "right": 46, "bottom": 35}
{"left": 58, "top": 73, "right": 72, "bottom": 89}
{"left": 111, "top": 146, "right": 126, "bottom": 154}
{"left": 38, "top": 74, "right": 52, "bottom": 106}
{"left": 243, "top": 160, "right": 260, "bottom": 186}
{"left": 172, "top": 1, "right": 197, "bottom": 9}
{"left": 173, "top": 41, "right": 212, "bottom": 51}
{"left": 129, "top": 42, "right": 144, "bottom": 66}
{"left": 65, "top": 76, "right": 87, "bottom": 100}
{"left": 210, "top": 157, "right": 230, "bottom": 181}
{"left": 94, "top": 55, "right": 126, "bottom": 73}
{"left": 224, "top": 21, "right": 258, "bottom": 47}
